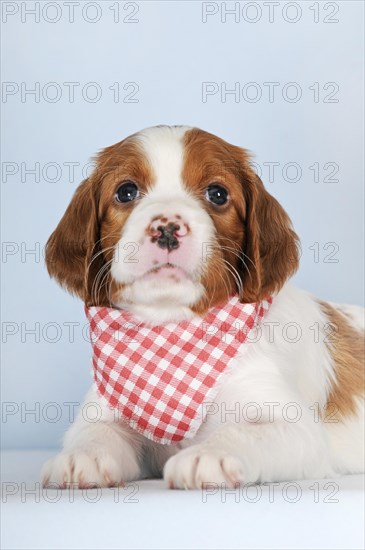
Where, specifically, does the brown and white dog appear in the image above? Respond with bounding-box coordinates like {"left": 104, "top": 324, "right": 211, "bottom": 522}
{"left": 42, "top": 125, "right": 364, "bottom": 489}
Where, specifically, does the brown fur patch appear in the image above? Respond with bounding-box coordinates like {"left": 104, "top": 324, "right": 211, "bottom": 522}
{"left": 320, "top": 301, "right": 365, "bottom": 419}
{"left": 45, "top": 137, "right": 153, "bottom": 306}
{"left": 182, "top": 128, "right": 300, "bottom": 312}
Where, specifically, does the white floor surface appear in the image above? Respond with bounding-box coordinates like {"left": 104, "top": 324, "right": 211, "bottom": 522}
{"left": 1, "top": 450, "right": 364, "bottom": 550}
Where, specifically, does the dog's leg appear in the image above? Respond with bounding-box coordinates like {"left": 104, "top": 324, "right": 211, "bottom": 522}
{"left": 163, "top": 416, "right": 336, "bottom": 489}
{"left": 163, "top": 351, "right": 339, "bottom": 489}
{"left": 41, "top": 387, "right": 143, "bottom": 488}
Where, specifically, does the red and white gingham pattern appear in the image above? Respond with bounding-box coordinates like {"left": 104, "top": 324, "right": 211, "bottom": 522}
{"left": 85, "top": 296, "right": 272, "bottom": 445}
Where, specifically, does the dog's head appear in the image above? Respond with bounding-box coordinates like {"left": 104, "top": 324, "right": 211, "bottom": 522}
{"left": 46, "top": 126, "right": 299, "bottom": 321}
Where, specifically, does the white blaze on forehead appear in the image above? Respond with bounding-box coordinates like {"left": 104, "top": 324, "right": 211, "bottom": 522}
{"left": 135, "top": 125, "right": 191, "bottom": 196}
{"left": 111, "top": 125, "right": 216, "bottom": 318}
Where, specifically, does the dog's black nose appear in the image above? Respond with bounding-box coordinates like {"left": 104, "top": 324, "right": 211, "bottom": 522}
{"left": 156, "top": 222, "right": 180, "bottom": 251}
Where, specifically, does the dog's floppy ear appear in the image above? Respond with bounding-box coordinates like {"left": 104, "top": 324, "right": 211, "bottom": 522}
{"left": 239, "top": 173, "right": 300, "bottom": 303}
{"left": 45, "top": 177, "right": 107, "bottom": 305}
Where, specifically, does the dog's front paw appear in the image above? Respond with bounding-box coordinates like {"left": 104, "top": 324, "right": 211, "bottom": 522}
{"left": 163, "top": 445, "right": 245, "bottom": 489}
{"left": 41, "top": 449, "right": 139, "bottom": 488}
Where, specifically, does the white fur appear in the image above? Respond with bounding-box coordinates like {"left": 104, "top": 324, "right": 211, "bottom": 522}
{"left": 111, "top": 125, "right": 213, "bottom": 324}
{"left": 42, "top": 126, "right": 364, "bottom": 489}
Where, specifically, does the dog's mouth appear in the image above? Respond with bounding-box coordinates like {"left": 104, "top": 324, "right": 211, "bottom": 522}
{"left": 140, "top": 262, "right": 191, "bottom": 282}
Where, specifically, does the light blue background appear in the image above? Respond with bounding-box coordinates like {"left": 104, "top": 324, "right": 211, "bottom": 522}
{"left": 1, "top": 0, "right": 364, "bottom": 449}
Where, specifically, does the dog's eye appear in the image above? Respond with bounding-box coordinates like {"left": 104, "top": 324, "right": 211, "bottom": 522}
{"left": 205, "top": 184, "right": 229, "bottom": 206}
{"left": 115, "top": 181, "right": 139, "bottom": 203}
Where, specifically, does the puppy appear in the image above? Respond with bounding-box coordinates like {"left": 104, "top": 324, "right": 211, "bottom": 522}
{"left": 42, "top": 126, "right": 364, "bottom": 489}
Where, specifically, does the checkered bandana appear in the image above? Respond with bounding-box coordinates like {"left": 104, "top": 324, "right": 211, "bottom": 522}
{"left": 85, "top": 296, "right": 272, "bottom": 445}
